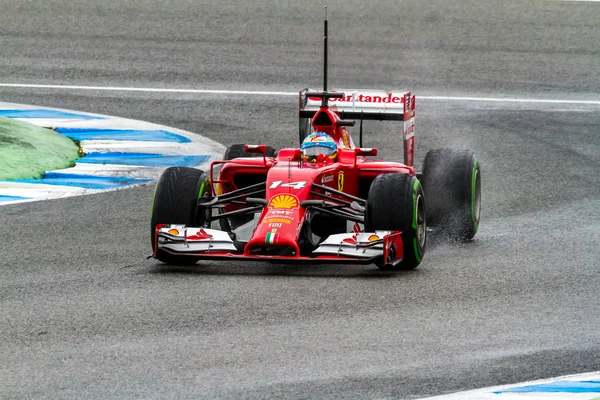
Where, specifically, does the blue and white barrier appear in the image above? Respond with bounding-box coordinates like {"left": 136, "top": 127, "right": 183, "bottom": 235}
{"left": 0, "top": 102, "right": 225, "bottom": 205}
{"left": 419, "top": 371, "right": 600, "bottom": 400}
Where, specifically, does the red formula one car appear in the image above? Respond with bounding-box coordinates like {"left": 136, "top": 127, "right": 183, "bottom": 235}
{"left": 150, "top": 88, "right": 481, "bottom": 270}
{"left": 150, "top": 19, "right": 482, "bottom": 270}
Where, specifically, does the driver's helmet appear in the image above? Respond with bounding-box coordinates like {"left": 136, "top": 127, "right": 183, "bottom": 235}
{"left": 301, "top": 132, "right": 338, "bottom": 162}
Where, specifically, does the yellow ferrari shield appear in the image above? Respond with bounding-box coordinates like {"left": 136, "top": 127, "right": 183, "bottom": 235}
{"left": 338, "top": 171, "right": 344, "bottom": 191}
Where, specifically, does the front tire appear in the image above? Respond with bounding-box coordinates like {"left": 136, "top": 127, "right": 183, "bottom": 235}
{"left": 366, "top": 173, "right": 426, "bottom": 270}
{"left": 150, "top": 167, "right": 212, "bottom": 264}
{"left": 421, "top": 149, "right": 481, "bottom": 241}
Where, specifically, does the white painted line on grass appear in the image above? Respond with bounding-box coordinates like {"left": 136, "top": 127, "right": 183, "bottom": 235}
{"left": 1, "top": 83, "right": 600, "bottom": 105}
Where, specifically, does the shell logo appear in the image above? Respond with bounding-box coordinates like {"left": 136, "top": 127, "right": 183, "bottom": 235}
{"left": 269, "top": 194, "right": 298, "bottom": 209}
{"left": 368, "top": 234, "right": 380, "bottom": 242}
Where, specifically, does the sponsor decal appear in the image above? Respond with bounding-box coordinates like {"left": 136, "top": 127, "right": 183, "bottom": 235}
{"left": 310, "top": 135, "right": 330, "bottom": 142}
{"left": 269, "top": 180, "right": 307, "bottom": 189}
{"left": 264, "top": 218, "right": 291, "bottom": 225}
{"left": 342, "top": 131, "right": 351, "bottom": 148}
{"left": 263, "top": 208, "right": 294, "bottom": 226}
{"left": 338, "top": 171, "right": 344, "bottom": 191}
{"left": 265, "top": 231, "right": 279, "bottom": 244}
{"left": 404, "top": 118, "right": 415, "bottom": 137}
{"left": 309, "top": 93, "right": 402, "bottom": 104}
{"left": 167, "top": 228, "right": 179, "bottom": 235}
{"left": 342, "top": 233, "right": 380, "bottom": 245}
{"left": 403, "top": 134, "right": 415, "bottom": 167}
{"left": 268, "top": 209, "right": 293, "bottom": 216}
{"left": 343, "top": 231, "right": 359, "bottom": 245}
{"left": 321, "top": 174, "right": 334, "bottom": 184}
{"left": 186, "top": 228, "right": 213, "bottom": 241}
{"left": 269, "top": 194, "right": 299, "bottom": 209}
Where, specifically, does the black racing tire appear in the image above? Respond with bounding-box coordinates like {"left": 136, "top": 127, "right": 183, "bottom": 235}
{"left": 150, "top": 167, "right": 212, "bottom": 264}
{"left": 220, "top": 144, "right": 276, "bottom": 232}
{"left": 223, "top": 143, "right": 277, "bottom": 159}
{"left": 365, "top": 173, "right": 426, "bottom": 270}
{"left": 421, "top": 149, "right": 481, "bottom": 241}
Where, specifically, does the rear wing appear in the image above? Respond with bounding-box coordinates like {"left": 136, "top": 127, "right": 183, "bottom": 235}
{"left": 298, "top": 89, "right": 416, "bottom": 167}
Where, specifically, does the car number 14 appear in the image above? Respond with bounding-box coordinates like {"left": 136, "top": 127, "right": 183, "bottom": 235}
{"left": 269, "top": 181, "right": 307, "bottom": 189}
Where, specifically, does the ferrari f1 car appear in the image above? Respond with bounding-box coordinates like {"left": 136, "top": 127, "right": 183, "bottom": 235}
{"left": 150, "top": 18, "right": 482, "bottom": 271}
{"left": 150, "top": 87, "right": 481, "bottom": 270}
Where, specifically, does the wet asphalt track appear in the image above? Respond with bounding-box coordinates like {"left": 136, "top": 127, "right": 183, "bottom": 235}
{"left": 1, "top": 1, "right": 599, "bottom": 398}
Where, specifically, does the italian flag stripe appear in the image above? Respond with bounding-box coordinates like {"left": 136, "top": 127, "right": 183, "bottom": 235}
{"left": 266, "top": 232, "right": 277, "bottom": 244}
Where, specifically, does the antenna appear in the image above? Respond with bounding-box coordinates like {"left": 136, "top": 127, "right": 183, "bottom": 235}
{"left": 304, "top": 8, "right": 343, "bottom": 108}
{"left": 323, "top": 6, "right": 328, "bottom": 92}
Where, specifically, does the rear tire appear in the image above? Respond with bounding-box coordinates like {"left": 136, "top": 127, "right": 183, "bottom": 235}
{"left": 150, "top": 167, "right": 212, "bottom": 264}
{"left": 421, "top": 149, "right": 481, "bottom": 241}
{"left": 366, "top": 173, "right": 426, "bottom": 270}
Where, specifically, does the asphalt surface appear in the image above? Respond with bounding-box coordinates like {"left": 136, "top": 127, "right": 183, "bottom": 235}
{"left": 1, "top": 1, "right": 599, "bottom": 399}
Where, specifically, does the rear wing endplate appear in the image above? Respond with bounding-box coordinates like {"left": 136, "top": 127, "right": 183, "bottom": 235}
{"left": 298, "top": 89, "right": 416, "bottom": 167}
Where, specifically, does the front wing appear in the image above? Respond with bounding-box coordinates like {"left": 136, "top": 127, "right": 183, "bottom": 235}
{"left": 154, "top": 225, "right": 404, "bottom": 266}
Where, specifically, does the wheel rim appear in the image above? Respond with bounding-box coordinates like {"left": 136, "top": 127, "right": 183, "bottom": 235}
{"left": 416, "top": 194, "right": 426, "bottom": 248}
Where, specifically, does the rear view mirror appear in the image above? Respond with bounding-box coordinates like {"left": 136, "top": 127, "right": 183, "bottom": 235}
{"left": 355, "top": 147, "right": 378, "bottom": 157}
{"left": 244, "top": 144, "right": 267, "bottom": 155}
{"left": 276, "top": 148, "right": 301, "bottom": 160}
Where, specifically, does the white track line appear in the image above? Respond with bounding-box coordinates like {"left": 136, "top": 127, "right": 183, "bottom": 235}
{"left": 420, "top": 95, "right": 600, "bottom": 105}
{"left": 0, "top": 83, "right": 295, "bottom": 97}
{"left": 1, "top": 83, "right": 600, "bottom": 105}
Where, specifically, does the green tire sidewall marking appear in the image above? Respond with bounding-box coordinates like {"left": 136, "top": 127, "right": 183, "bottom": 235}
{"left": 198, "top": 178, "right": 208, "bottom": 198}
{"left": 411, "top": 178, "right": 423, "bottom": 262}
{"left": 471, "top": 159, "right": 479, "bottom": 232}
{"left": 412, "top": 194, "right": 417, "bottom": 229}
{"left": 412, "top": 178, "right": 420, "bottom": 229}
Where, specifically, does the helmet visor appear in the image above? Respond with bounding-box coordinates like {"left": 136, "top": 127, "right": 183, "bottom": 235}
{"left": 302, "top": 145, "right": 337, "bottom": 157}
